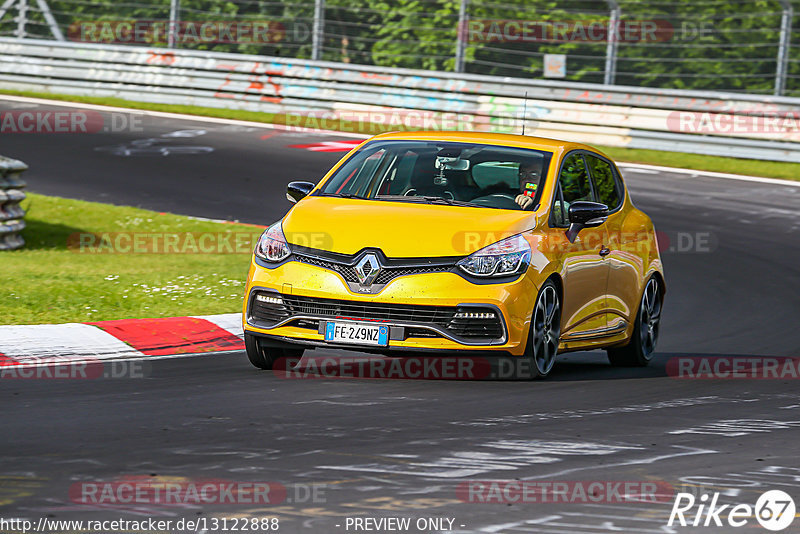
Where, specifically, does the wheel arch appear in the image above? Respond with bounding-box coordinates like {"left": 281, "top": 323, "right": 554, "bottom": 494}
{"left": 546, "top": 272, "right": 564, "bottom": 303}
{"left": 646, "top": 267, "right": 666, "bottom": 298}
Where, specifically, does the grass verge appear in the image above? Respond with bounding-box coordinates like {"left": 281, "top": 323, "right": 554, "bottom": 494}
{"left": 2, "top": 89, "right": 799, "bottom": 182}
{"left": 2, "top": 193, "right": 263, "bottom": 325}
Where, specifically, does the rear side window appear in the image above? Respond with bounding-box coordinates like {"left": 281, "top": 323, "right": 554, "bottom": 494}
{"left": 552, "top": 153, "right": 593, "bottom": 226}
{"left": 586, "top": 154, "right": 622, "bottom": 211}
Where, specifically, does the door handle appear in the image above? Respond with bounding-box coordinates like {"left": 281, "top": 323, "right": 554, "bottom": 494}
{"left": 599, "top": 246, "right": 611, "bottom": 257}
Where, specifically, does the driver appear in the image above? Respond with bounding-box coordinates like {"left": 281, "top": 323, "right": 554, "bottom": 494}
{"left": 515, "top": 161, "right": 543, "bottom": 210}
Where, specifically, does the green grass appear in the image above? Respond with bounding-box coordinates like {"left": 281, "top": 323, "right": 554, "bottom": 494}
{"left": 2, "top": 193, "right": 264, "bottom": 325}
{"left": 599, "top": 146, "right": 800, "bottom": 181}
{"left": 2, "top": 89, "right": 799, "bottom": 182}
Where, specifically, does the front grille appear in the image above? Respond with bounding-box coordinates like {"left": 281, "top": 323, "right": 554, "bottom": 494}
{"left": 282, "top": 294, "right": 454, "bottom": 324}
{"left": 288, "top": 318, "right": 320, "bottom": 331}
{"left": 374, "top": 265, "right": 452, "bottom": 284}
{"left": 295, "top": 254, "right": 452, "bottom": 285}
{"left": 447, "top": 316, "right": 505, "bottom": 339}
{"left": 405, "top": 328, "right": 442, "bottom": 338}
{"left": 251, "top": 298, "right": 291, "bottom": 324}
{"left": 249, "top": 292, "right": 504, "bottom": 342}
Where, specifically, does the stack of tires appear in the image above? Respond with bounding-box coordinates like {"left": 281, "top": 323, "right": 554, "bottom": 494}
{"left": 0, "top": 156, "right": 28, "bottom": 251}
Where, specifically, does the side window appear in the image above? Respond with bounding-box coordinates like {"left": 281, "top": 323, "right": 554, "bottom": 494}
{"left": 586, "top": 154, "right": 621, "bottom": 211}
{"left": 552, "top": 153, "right": 592, "bottom": 226}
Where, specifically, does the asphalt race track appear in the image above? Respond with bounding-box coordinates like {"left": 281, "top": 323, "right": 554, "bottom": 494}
{"left": 2, "top": 98, "right": 800, "bottom": 533}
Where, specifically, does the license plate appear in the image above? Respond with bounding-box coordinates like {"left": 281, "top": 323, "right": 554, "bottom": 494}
{"left": 324, "top": 322, "right": 389, "bottom": 347}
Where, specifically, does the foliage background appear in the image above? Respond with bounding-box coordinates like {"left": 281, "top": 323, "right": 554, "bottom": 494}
{"left": 1, "top": 0, "right": 798, "bottom": 95}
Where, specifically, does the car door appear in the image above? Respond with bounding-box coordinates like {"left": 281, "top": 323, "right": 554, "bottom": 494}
{"left": 545, "top": 152, "right": 610, "bottom": 341}
{"left": 585, "top": 153, "right": 643, "bottom": 331}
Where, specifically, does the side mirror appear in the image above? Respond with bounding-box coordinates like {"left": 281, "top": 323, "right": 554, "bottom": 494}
{"left": 565, "top": 201, "right": 609, "bottom": 243}
{"left": 287, "top": 181, "right": 315, "bottom": 204}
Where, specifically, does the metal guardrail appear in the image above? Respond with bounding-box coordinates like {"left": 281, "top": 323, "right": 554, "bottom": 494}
{"left": 1, "top": 38, "right": 800, "bottom": 163}
{"left": 0, "top": 155, "right": 27, "bottom": 251}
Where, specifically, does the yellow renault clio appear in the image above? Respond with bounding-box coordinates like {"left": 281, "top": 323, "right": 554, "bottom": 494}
{"left": 243, "top": 132, "right": 664, "bottom": 378}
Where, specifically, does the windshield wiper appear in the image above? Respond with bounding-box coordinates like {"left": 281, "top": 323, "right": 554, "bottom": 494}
{"left": 319, "top": 192, "right": 364, "bottom": 199}
{"left": 420, "top": 196, "right": 474, "bottom": 206}
{"left": 377, "top": 195, "right": 477, "bottom": 207}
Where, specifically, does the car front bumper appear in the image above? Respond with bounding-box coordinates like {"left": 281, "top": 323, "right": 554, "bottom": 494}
{"left": 242, "top": 258, "right": 538, "bottom": 357}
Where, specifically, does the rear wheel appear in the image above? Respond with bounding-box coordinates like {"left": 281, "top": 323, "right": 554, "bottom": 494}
{"left": 245, "top": 333, "right": 304, "bottom": 370}
{"left": 607, "top": 276, "right": 662, "bottom": 367}
{"left": 523, "top": 279, "right": 561, "bottom": 379}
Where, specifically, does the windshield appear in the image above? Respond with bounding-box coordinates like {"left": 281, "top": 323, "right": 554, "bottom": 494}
{"left": 316, "top": 140, "right": 553, "bottom": 210}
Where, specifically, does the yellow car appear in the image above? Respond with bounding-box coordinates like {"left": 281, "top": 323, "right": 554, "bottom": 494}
{"left": 242, "top": 132, "right": 664, "bottom": 378}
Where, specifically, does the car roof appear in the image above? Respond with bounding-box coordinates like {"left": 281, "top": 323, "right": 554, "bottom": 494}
{"left": 366, "top": 131, "right": 611, "bottom": 160}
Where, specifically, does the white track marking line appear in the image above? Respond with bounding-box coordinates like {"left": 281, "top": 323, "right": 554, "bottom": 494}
{"left": 0, "top": 94, "right": 369, "bottom": 138}
{"left": 620, "top": 167, "right": 660, "bottom": 174}
{"left": 618, "top": 162, "right": 800, "bottom": 187}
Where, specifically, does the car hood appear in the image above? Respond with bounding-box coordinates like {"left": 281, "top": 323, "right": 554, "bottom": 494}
{"left": 282, "top": 196, "right": 534, "bottom": 258}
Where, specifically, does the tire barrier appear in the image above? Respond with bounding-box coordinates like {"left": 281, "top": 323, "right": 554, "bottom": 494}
{"left": 0, "top": 155, "right": 28, "bottom": 251}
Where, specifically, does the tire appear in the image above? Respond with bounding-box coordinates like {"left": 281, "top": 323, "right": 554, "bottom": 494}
{"left": 244, "top": 333, "right": 304, "bottom": 370}
{"left": 607, "top": 276, "right": 663, "bottom": 367}
{"left": 522, "top": 279, "right": 562, "bottom": 379}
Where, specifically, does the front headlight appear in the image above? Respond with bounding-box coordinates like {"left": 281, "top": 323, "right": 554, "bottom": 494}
{"left": 457, "top": 234, "right": 531, "bottom": 277}
{"left": 254, "top": 222, "right": 291, "bottom": 262}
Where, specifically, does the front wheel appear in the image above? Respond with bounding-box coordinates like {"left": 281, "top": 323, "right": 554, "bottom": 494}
{"left": 522, "top": 279, "right": 562, "bottom": 379}
{"left": 607, "top": 276, "right": 663, "bottom": 367}
{"left": 245, "top": 333, "right": 304, "bottom": 370}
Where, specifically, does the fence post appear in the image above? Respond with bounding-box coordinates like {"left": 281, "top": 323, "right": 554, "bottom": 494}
{"left": 454, "top": 0, "right": 469, "bottom": 73}
{"left": 311, "top": 0, "right": 325, "bottom": 61}
{"left": 168, "top": 0, "right": 179, "bottom": 48}
{"left": 604, "top": 0, "right": 620, "bottom": 85}
{"left": 14, "top": 0, "right": 26, "bottom": 38}
{"left": 775, "top": 0, "right": 793, "bottom": 96}
{"left": 33, "top": 0, "right": 64, "bottom": 40}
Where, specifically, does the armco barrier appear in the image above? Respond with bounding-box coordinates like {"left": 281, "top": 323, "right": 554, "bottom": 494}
{"left": 0, "top": 38, "right": 799, "bottom": 162}
{"left": 0, "top": 155, "right": 28, "bottom": 251}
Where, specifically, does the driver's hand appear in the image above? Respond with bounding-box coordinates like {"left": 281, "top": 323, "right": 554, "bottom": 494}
{"left": 515, "top": 194, "right": 534, "bottom": 210}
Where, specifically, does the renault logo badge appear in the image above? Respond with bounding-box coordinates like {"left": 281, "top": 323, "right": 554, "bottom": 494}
{"left": 355, "top": 254, "right": 381, "bottom": 286}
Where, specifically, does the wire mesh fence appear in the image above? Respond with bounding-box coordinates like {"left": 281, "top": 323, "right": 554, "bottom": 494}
{"left": 1, "top": 0, "right": 799, "bottom": 97}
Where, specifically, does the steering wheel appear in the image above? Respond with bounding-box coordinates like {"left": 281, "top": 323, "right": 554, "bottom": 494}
{"left": 470, "top": 193, "right": 521, "bottom": 210}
